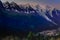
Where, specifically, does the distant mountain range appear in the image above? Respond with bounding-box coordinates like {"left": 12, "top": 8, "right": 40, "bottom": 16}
{"left": 0, "top": 0, "right": 60, "bottom": 32}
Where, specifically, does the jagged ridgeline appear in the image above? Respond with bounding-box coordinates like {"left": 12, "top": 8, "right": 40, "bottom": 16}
{"left": 0, "top": 0, "right": 60, "bottom": 33}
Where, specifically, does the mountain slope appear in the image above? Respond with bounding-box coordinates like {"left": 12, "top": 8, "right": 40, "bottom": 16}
{"left": 0, "top": 0, "right": 60, "bottom": 32}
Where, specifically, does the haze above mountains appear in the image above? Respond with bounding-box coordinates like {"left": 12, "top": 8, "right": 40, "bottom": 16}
{"left": 1, "top": 0, "right": 60, "bottom": 9}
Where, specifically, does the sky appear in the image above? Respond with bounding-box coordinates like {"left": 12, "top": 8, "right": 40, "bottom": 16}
{"left": 1, "top": 0, "right": 60, "bottom": 9}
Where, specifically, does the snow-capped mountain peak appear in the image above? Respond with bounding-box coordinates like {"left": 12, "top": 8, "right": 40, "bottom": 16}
{"left": 0, "top": 0, "right": 60, "bottom": 32}
{"left": 2, "top": 1, "right": 58, "bottom": 25}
